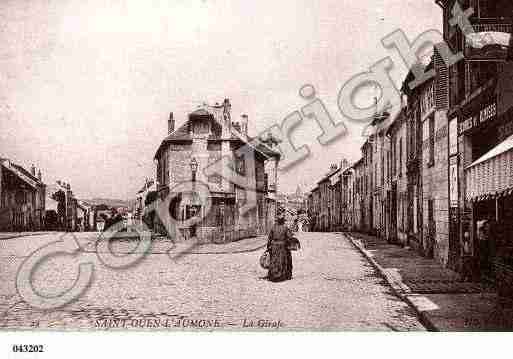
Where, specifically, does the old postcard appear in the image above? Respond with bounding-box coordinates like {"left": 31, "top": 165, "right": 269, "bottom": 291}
{"left": 1, "top": 1, "right": 513, "bottom": 349}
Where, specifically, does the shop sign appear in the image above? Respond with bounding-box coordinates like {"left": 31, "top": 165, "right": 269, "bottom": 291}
{"left": 480, "top": 102, "right": 497, "bottom": 124}
{"left": 459, "top": 114, "right": 478, "bottom": 134}
{"left": 458, "top": 102, "right": 497, "bottom": 134}
{"left": 449, "top": 118, "right": 458, "bottom": 155}
{"left": 449, "top": 162, "right": 459, "bottom": 207}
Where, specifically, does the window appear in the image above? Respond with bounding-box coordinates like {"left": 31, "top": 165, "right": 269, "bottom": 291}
{"left": 428, "top": 198, "right": 435, "bottom": 237}
{"left": 449, "top": 62, "right": 465, "bottom": 107}
{"left": 409, "top": 119, "right": 414, "bottom": 160}
{"left": 468, "top": 62, "right": 497, "bottom": 95}
{"left": 235, "top": 155, "right": 246, "bottom": 175}
{"left": 477, "top": 0, "right": 513, "bottom": 19}
{"left": 409, "top": 108, "right": 420, "bottom": 160}
{"left": 381, "top": 152, "right": 385, "bottom": 186}
{"left": 421, "top": 83, "right": 435, "bottom": 117}
{"left": 375, "top": 163, "right": 378, "bottom": 189}
{"left": 207, "top": 153, "right": 222, "bottom": 184}
{"left": 428, "top": 116, "right": 435, "bottom": 167}
{"left": 227, "top": 154, "right": 246, "bottom": 176}
{"left": 392, "top": 138, "right": 397, "bottom": 177}
{"left": 401, "top": 193, "right": 406, "bottom": 231}
{"left": 399, "top": 138, "right": 403, "bottom": 177}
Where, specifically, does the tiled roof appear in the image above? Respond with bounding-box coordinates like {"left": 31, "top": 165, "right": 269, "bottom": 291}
{"left": 154, "top": 110, "right": 280, "bottom": 160}
{"left": 1, "top": 159, "right": 42, "bottom": 188}
{"left": 189, "top": 108, "right": 211, "bottom": 117}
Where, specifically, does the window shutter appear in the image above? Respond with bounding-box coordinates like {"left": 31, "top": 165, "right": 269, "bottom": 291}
{"left": 434, "top": 46, "right": 449, "bottom": 110}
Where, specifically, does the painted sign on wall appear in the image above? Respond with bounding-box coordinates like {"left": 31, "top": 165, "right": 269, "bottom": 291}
{"left": 449, "top": 161, "right": 459, "bottom": 208}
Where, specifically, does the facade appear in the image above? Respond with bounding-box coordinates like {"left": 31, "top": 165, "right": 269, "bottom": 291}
{"left": 276, "top": 186, "right": 307, "bottom": 215}
{"left": 369, "top": 111, "right": 390, "bottom": 239}
{"left": 311, "top": 163, "right": 344, "bottom": 232}
{"left": 153, "top": 100, "right": 280, "bottom": 243}
{"left": 436, "top": 0, "right": 513, "bottom": 284}
{"left": 316, "top": 173, "right": 331, "bottom": 232}
{"left": 328, "top": 166, "right": 341, "bottom": 232}
{"left": 276, "top": 186, "right": 308, "bottom": 230}
{"left": 135, "top": 178, "right": 156, "bottom": 220}
{"left": 350, "top": 158, "right": 365, "bottom": 232}
{"left": 308, "top": 186, "right": 320, "bottom": 231}
{"left": 361, "top": 141, "right": 372, "bottom": 233}
{"left": 0, "top": 159, "right": 46, "bottom": 231}
{"left": 385, "top": 107, "right": 409, "bottom": 245}
{"left": 49, "top": 181, "right": 80, "bottom": 232}
{"left": 307, "top": 160, "right": 351, "bottom": 233}
{"left": 77, "top": 201, "right": 94, "bottom": 231}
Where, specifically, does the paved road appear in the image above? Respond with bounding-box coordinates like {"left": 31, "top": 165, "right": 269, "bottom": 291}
{"left": 0, "top": 232, "right": 425, "bottom": 330}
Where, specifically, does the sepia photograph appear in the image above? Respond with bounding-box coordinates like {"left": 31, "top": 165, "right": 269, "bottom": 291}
{"left": 1, "top": 0, "right": 513, "bottom": 355}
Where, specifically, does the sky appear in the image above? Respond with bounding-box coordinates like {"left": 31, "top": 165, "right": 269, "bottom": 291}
{"left": 0, "top": 0, "right": 442, "bottom": 199}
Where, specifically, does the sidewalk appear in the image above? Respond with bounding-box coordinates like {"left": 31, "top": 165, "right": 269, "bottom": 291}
{"left": 346, "top": 232, "right": 513, "bottom": 331}
{"left": 0, "top": 232, "right": 54, "bottom": 240}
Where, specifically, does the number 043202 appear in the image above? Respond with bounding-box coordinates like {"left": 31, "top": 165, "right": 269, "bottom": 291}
{"left": 12, "top": 344, "right": 44, "bottom": 353}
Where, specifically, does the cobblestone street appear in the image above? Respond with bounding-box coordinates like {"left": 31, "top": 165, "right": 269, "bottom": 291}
{"left": 0, "top": 232, "right": 425, "bottom": 331}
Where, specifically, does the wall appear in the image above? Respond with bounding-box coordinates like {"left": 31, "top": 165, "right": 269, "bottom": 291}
{"left": 422, "top": 109, "right": 450, "bottom": 265}
{"left": 167, "top": 143, "right": 193, "bottom": 188}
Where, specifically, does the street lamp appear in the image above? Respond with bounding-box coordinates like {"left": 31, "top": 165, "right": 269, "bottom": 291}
{"left": 190, "top": 157, "right": 198, "bottom": 182}
{"left": 189, "top": 157, "right": 199, "bottom": 238}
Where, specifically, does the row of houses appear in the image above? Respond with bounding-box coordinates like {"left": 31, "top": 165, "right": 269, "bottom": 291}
{"left": 0, "top": 157, "right": 98, "bottom": 232}
{"left": 0, "top": 159, "right": 46, "bottom": 231}
{"left": 308, "top": 0, "right": 513, "bottom": 289}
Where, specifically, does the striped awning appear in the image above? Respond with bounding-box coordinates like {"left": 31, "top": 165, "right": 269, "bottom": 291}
{"left": 466, "top": 134, "right": 513, "bottom": 201}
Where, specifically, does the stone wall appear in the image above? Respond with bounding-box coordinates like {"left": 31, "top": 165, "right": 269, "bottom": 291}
{"left": 421, "top": 110, "right": 450, "bottom": 265}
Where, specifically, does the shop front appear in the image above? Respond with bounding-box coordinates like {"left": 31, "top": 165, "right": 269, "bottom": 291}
{"left": 459, "top": 74, "right": 513, "bottom": 296}
{"left": 466, "top": 134, "right": 513, "bottom": 297}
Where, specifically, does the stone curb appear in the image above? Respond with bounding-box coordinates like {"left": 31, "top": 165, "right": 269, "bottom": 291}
{"left": 345, "top": 232, "right": 438, "bottom": 332}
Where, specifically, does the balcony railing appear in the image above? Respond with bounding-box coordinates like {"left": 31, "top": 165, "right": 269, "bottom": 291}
{"left": 472, "top": 23, "right": 512, "bottom": 34}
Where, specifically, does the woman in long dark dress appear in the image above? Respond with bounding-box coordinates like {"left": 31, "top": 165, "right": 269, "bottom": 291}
{"left": 267, "top": 216, "right": 293, "bottom": 282}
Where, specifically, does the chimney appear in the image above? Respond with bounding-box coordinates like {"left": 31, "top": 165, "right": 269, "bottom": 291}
{"left": 168, "top": 112, "right": 175, "bottom": 134}
{"left": 223, "top": 99, "right": 231, "bottom": 122}
{"left": 232, "top": 122, "right": 241, "bottom": 133}
{"left": 240, "top": 114, "right": 248, "bottom": 135}
{"left": 37, "top": 169, "right": 42, "bottom": 181}
{"left": 30, "top": 164, "right": 36, "bottom": 176}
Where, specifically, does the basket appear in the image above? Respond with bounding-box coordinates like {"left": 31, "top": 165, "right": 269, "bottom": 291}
{"left": 288, "top": 237, "right": 301, "bottom": 251}
{"left": 259, "top": 250, "right": 270, "bottom": 269}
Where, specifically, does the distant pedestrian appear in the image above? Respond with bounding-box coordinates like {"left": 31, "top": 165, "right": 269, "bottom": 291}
{"left": 266, "top": 215, "right": 293, "bottom": 282}
{"left": 477, "top": 217, "right": 495, "bottom": 278}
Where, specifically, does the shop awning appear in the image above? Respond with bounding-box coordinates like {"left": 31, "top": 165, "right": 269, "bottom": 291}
{"left": 466, "top": 134, "right": 513, "bottom": 201}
